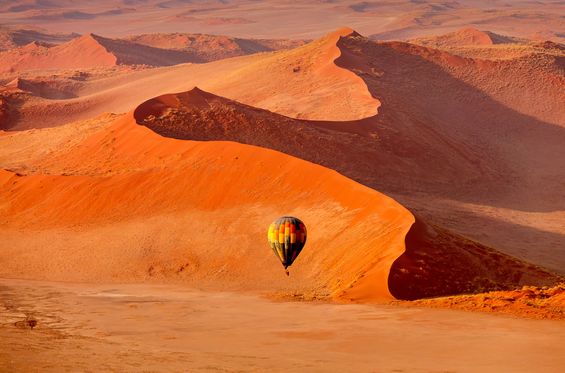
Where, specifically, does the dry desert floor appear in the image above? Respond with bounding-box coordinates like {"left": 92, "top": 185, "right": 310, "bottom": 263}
{"left": 2, "top": 279, "right": 565, "bottom": 373}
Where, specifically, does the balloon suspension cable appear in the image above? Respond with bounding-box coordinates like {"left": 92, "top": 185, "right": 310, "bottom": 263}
{"left": 284, "top": 266, "right": 289, "bottom": 276}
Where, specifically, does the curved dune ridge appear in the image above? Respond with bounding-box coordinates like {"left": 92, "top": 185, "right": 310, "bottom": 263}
{"left": 1, "top": 28, "right": 564, "bottom": 301}
{"left": 132, "top": 87, "right": 560, "bottom": 299}
{"left": 1, "top": 111, "right": 556, "bottom": 303}
{"left": 0, "top": 112, "right": 414, "bottom": 301}
{"left": 1, "top": 28, "right": 379, "bottom": 130}
{"left": 1, "top": 80, "right": 562, "bottom": 300}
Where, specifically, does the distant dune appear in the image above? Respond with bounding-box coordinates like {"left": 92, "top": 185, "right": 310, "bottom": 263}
{"left": 0, "top": 31, "right": 305, "bottom": 73}
{"left": 0, "top": 35, "right": 119, "bottom": 73}
{"left": 410, "top": 27, "right": 564, "bottom": 59}
{"left": 124, "top": 33, "right": 306, "bottom": 61}
{"left": 0, "top": 27, "right": 378, "bottom": 127}
{"left": 0, "top": 0, "right": 562, "bottom": 43}
{"left": 410, "top": 27, "right": 525, "bottom": 47}
{"left": 0, "top": 28, "right": 77, "bottom": 51}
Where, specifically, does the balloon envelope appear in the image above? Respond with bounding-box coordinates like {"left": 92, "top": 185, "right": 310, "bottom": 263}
{"left": 267, "top": 216, "right": 307, "bottom": 269}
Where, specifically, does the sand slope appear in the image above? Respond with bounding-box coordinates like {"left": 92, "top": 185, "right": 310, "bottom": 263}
{"left": 0, "top": 111, "right": 415, "bottom": 301}
{"left": 123, "top": 33, "right": 306, "bottom": 62}
{"left": 133, "top": 87, "right": 560, "bottom": 299}
{"left": 411, "top": 27, "right": 524, "bottom": 48}
{"left": 410, "top": 27, "right": 564, "bottom": 60}
{"left": 0, "top": 35, "right": 118, "bottom": 73}
{"left": 1, "top": 28, "right": 563, "bottom": 299}
{"left": 1, "top": 87, "right": 559, "bottom": 301}
{"left": 1, "top": 28, "right": 377, "bottom": 129}
{"left": 335, "top": 34, "right": 565, "bottom": 271}
{"left": 126, "top": 74, "right": 565, "bottom": 272}
{"left": 0, "top": 28, "right": 77, "bottom": 51}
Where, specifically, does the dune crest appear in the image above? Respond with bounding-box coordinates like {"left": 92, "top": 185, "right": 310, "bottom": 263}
{"left": 132, "top": 87, "right": 560, "bottom": 299}
{"left": 0, "top": 33, "right": 117, "bottom": 73}
{"left": 3, "top": 86, "right": 556, "bottom": 301}
{"left": 1, "top": 28, "right": 380, "bottom": 129}
{"left": 411, "top": 28, "right": 504, "bottom": 47}
{"left": 1, "top": 29, "right": 563, "bottom": 301}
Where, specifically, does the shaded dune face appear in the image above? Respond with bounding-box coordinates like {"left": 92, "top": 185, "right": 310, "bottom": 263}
{"left": 332, "top": 33, "right": 565, "bottom": 273}
{"left": 388, "top": 219, "right": 558, "bottom": 300}
{"left": 133, "top": 88, "right": 560, "bottom": 299}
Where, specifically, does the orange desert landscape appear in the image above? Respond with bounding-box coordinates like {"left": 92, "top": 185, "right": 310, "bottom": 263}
{"left": 0, "top": 1, "right": 564, "bottom": 372}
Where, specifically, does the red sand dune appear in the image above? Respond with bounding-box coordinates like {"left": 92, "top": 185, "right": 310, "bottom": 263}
{"left": 0, "top": 35, "right": 117, "bottom": 73}
{"left": 133, "top": 87, "right": 560, "bottom": 299}
{"left": 410, "top": 27, "right": 563, "bottom": 60}
{"left": 0, "top": 112, "right": 415, "bottom": 302}
{"left": 0, "top": 87, "right": 560, "bottom": 301}
{"left": 1, "top": 27, "right": 378, "bottom": 128}
{"left": 2, "top": 28, "right": 564, "bottom": 276}
{"left": 0, "top": 27, "right": 563, "bottom": 304}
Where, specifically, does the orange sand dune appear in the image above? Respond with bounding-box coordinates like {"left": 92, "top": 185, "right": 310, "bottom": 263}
{"left": 6, "top": 28, "right": 562, "bottom": 129}
{"left": 0, "top": 34, "right": 118, "bottom": 73}
{"left": 0, "top": 33, "right": 196, "bottom": 73}
{"left": 1, "top": 28, "right": 564, "bottom": 297}
{"left": 2, "top": 29, "right": 564, "bottom": 276}
{"left": 335, "top": 33, "right": 565, "bottom": 272}
{"left": 410, "top": 28, "right": 564, "bottom": 60}
{"left": 1, "top": 89, "right": 559, "bottom": 301}
{"left": 132, "top": 87, "right": 560, "bottom": 299}
{"left": 123, "top": 33, "right": 306, "bottom": 62}
{"left": 0, "top": 112, "right": 414, "bottom": 301}
{"left": 2, "top": 28, "right": 377, "bottom": 129}
{"left": 127, "top": 79, "right": 565, "bottom": 274}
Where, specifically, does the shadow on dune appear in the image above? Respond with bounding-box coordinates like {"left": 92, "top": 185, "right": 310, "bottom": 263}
{"left": 333, "top": 35, "right": 565, "bottom": 214}
{"left": 388, "top": 218, "right": 559, "bottom": 300}
{"left": 132, "top": 31, "right": 565, "bottom": 296}
{"left": 134, "top": 87, "right": 563, "bottom": 298}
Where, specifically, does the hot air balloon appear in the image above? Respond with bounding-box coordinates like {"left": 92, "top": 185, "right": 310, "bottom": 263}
{"left": 267, "top": 216, "right": 307, "bottom": 275}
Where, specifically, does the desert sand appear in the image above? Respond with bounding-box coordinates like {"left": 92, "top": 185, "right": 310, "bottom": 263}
{"left": 1, "top": 1, "right": 564, "bottom": 371}
{"left": 2, "top": 279, "right": 565, "bottom": 372}
{"left": 0, "top": 1, "right": 563, "bottom": 42}
{"left": 1, "top": 25, "right": 563, "bottom": 296}
{"left": 3, "top": 28, "right": 563, "bottom": 274}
